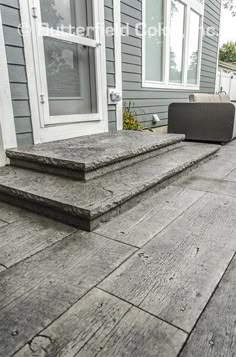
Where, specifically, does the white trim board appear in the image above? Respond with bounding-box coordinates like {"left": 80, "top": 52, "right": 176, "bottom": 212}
{"left": 0, "top": 7, "right": 17, "bottom": 155}
{"left": 113, "top": 0, "right": 123, "bottom": 130}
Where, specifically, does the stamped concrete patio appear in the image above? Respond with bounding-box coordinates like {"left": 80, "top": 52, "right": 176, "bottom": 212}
{"left": 1, "top": 139, "right": 236, "bottom": 356}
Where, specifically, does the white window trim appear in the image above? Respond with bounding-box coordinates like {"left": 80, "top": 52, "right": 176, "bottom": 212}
{"left": 0, "top": 8, "right": 17, "bottom": 153}
{"left": 142, "top": 0, "right": 204, "bottom": 90}
{"left": 19, "top": 0, "right": 108, "bottom": 144}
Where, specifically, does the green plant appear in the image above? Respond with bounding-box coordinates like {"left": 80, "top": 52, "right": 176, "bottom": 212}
{"left": 123, "top": 102, "right": 143, "bottom": 130}
{"left": 219, "top": 42, "right": 236, "bottom": 62}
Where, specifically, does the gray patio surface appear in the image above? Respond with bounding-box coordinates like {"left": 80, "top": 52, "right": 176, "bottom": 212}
{"left": 1, "top": 140, "right": 236, "bottom": 356}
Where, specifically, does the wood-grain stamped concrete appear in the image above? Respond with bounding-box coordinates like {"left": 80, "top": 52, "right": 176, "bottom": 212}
{"left": 180, "top": 254, "right": 236, "bottom": 357}
{"left": 99, "top": 192, "right": 236, "bottom": 333}
{"left": 1, "top": 140, "right": 236, "bottom": 356}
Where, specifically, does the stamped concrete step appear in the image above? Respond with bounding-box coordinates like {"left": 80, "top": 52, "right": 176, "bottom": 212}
{"left": 6, "top": 131, "right": 185, "bottom": 181}
{"left": 0, "top": 142, "right": 219, "bottom": 231}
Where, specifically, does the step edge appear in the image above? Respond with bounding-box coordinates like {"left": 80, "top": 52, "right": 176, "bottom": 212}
{"left": 6, "top": 135, "right": 185, "bottom": 173}
{"left": 8, "top": 142, "right": 184, "bottom": 182}
{"left": 0, "top": 184, "right": 92, "bottom": 219}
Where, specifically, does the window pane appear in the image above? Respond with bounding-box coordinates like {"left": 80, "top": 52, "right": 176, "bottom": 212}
{"left": 145, "top": 0, "right": 164, "bottom": 82}
{"left": 44, "top": 37, "right": 97, "bottom": 116}
{"left": 187, "top": 11, "right": 201, "bottom": 85}
{"left": 169, "top": 0, "right": 185, "bottom": 83}
{"left": 40, "top": 0, "right": 94, "bottom": 38}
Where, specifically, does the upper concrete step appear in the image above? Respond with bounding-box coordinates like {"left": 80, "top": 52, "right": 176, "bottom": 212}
{"left": 0, "top": 142, "right": 219, "bottom": 231}
{"left": 6, "top": 131, "right": 185, "bottom": 181}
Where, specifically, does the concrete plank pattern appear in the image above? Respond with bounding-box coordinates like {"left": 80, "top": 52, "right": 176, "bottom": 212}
{"left": 180, "top": 255, "right": 236, "bottom": 357}
{"left": 174, "top": 142, "right": 236, "bottom": 197}
{"left": 0, "top": 232, "right": 135, "bottom": 356}
{"left": 175, "top": 175, "right": 236, "bottom": 198}
{"left": 15, "top": 288, "right": 131, "bottom": 357}
{"left": 15, "top": 288, "right": 187, "bottom": 357}
{"left": 0, "top": 219, "right": 7, "bottom": 229}
{"left": 93, "top": 307, "right": 186, "bottom": 357}
{"left": 186, "top": 145, "right": 236, "bottom": 180}
{"left": 0, "top": 214, "right": 76, "bottom": 268}
{"left": 0, "top": 264, "right": 5, "bottom": 273}
{"left": 0, "top": 201, "right": 29, "bottom": 223}
{"left": 96, "top": 186, "right": 204, "bottom": 247}
{"left": 2, "top": 140, "right": 236, "bottom": 356}
{"left": 225, "top": 168, "right": 236, "bottom": 181}
{"left": 100, "top": 193, "right": 236, "bottom": 332}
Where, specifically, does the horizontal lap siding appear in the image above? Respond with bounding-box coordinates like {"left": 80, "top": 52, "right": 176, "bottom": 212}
{"left": 105, "top": 0, "right": 117, "bottom": 131}
{"left": 0, "top": 0, "right": 33, "bottom": 145}
{"left": 200, "top": 0, "right": 221, "bottom": 92}
{"left": 121, "top": 0, "right": 221, "bottom": 128}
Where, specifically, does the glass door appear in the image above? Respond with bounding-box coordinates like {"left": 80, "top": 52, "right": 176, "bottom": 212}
{"left": 30, "top": 0, "right": 106, "bottom": 127}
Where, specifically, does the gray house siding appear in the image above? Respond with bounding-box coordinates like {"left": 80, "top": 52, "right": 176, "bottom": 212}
{"left": 0, "top": 0, "right": 221, "bottom": 144}
{"left": 0, "top": 0, "right": 33, "bottom": 146}
{"left": 105, "top": 0, "right": 117, "bottom": 131}
{"left": 200, "top": 0, "right": 221, "bottom": 92}
{"left": 121, "top": 0, "right": 221, "bottom": 128}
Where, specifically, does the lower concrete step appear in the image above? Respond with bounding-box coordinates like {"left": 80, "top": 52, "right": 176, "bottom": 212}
{"left": 0, "top": 142, "right": 219, "bottom": 231}
{"left": 6, "top": 131, "right": 184, "bottom": 181}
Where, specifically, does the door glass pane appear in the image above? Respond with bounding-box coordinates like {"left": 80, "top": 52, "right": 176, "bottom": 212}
{"left": 169, "top": 0, "right": 185, "bottom": 83}
{"left": 40, "top": 0, "right": 94, "bottom": 38}
{"left": 44, "top": 37, "right": 97, "bottom": 116}
{"left": 187, "top": 11, "right": 201, "bottom": 85}
{"left": 145, "top": 0, "right": 164, "bottom": 82}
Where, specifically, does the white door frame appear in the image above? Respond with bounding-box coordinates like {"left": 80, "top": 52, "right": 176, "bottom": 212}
{"left": 19, "top": 0, "right": 108, "bottom": 144}
{"left": 113, "top": 0, "right": 123, "bottom": 130}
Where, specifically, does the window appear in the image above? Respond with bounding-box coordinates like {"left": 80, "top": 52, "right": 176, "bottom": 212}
{"left": 169, "top": 1, "right": 185, "bottom": 83}
{"left": 143, "top": 0, "right": 204, "bottom": 89}
{"left": 187, "top": 10, "right": 201, "bottom": 84}
{"left": 145, "top": 0, "right": 164, "bottom": 82}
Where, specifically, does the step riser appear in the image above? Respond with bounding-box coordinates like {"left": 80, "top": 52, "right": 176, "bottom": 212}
{"left": 0, "top": 192, "right": 92, "bottom": 231}
{"left": 8, "top": 142, "right": 183, "bottom": 181}
{"left": 0, "top": 149, "right": 218, "bottom": 232}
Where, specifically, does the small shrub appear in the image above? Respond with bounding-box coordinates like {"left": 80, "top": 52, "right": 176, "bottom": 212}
{"left": 219, "top": 42, "right": 236, "bottom": 62}
{"left": 123, "top": 102, "right": 143, "bottom": 131}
